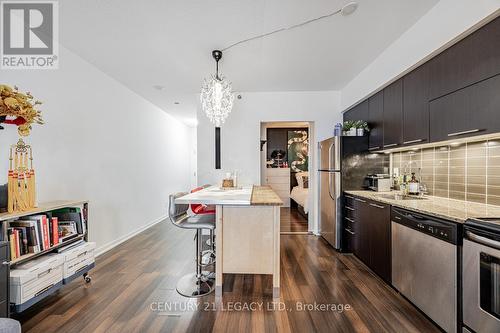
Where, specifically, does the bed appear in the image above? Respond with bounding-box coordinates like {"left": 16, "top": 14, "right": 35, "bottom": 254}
{"left": 290, "top": 186, "right": 308, "bottom": 213}
{"left": 290, "top": 171, "right": 309, "bottom": 217}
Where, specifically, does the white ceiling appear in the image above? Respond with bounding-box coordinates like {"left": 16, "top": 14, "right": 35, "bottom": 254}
{"left": 59, "top": 0, "right": 439, "bottom": 125}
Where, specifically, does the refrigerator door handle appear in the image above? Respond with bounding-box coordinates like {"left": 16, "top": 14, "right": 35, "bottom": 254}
{"left": 328, "top": 171, "right": 340, "bottom": 201}
{"left": 328, "top": 172, "right": 335, "bottom": 200}
{"left": 334, "top": 172, "right": 341, "bottom": 200}
{"left": 328, "top": 143, "right": 334, "bottom": 170}
{"left": 334, "top": 137, "right": 340, "bottom": 171}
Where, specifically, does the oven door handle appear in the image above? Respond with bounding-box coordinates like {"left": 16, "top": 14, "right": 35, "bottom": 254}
{"left": 466, "top": 231, "right": 500, "bottom": 250}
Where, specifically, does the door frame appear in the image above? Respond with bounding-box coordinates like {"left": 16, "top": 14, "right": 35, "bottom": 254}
{"left": 260, "top": 121, "right": 316, "bottom": 234}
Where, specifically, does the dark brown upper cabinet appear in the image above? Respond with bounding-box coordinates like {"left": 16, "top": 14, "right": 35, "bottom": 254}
{"left": 342, "top": 17, "right": 500, "bottom": 147}
{"left": 430, "top": 74, "right": 500, "bottom": 142}
{"left": 429, "top": 17, "right": 500, "bottom": 100}
{"left": 383, "top": 79, "right": 403, "bottom": 149}
{"left": 403, "top": 64, "right": 429, "bottom": 146}
{"left": 343, "top": 99, "right": 369, "bottom": 122}
{"left": 368, "top": 91, "right": 384, "bottom": 151}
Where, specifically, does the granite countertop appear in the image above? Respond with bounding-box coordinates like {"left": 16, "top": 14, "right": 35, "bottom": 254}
{"left": 251, "top": 186, "right": 283, "bottom": 206}
{"left": 344, "top": 190, "right": 500, "bottom": 224}
{"left": 175, "top": 186, "right": 253, "bottom": 205}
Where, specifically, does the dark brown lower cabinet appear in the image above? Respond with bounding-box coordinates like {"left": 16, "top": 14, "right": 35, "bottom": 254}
{"left": 353, "top": 197, "right": 370, "bottom": 264}
{"left": 0, "top": 242, "right": 9, "bottom": 317}
{"left": 367, "top": 201, "right": 391, "bottom": 283}
{"left": 352, "top": 197, "right": 391, "bottom": 283}
{"left": 342, "top": 194, "right": 356, "bottom": 253}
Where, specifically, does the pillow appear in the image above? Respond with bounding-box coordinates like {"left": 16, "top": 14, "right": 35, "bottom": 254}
{"left": 295, "top": 172, "right": 308, "bottom": 188}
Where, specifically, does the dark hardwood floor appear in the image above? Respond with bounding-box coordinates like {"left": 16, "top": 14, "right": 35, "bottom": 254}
{"left": 280, "top": 207, "right": 308, "bottom": 233}
{"left": 16, "top": 219, "right": 440, "bottom": 333}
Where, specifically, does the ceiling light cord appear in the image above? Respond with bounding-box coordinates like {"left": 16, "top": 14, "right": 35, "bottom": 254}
{"left": 221, "top": 7, "right": 343, "bottom": 51}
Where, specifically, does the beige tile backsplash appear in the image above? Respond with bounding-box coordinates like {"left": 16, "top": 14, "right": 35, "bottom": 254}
{"left": 391, "top": 139, "right": 500, "bottom": 206}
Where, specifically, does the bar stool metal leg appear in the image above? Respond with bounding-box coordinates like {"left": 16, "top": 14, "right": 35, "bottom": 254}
{"left": 176, "top": 229, "right": 214, "bottom": 297}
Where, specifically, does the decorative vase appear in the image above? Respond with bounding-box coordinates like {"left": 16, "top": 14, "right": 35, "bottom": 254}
{"left": 349, "top": 128, "right": 357, "bottom": 136}
{"left": 357, "top": 128, "right": 364, "bottom": 136}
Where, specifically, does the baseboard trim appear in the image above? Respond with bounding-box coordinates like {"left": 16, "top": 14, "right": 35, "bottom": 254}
{"left": 95, "top": 215, "right": 166, "bottom": 257}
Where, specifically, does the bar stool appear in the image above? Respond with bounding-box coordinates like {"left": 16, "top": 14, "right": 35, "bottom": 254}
{"left": 190, "top": 186, "right": 215, "bottom": 215}
{"left": 189, "top": 186, "right": 216, "bottom": 256}
{"left": 168, "top": 193, "right": 215, "bottom": 297}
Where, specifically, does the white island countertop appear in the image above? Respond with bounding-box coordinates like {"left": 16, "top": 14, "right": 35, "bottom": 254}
{"left": 175, "top": 185, "right": 283, "bottom": 206}
{"left": 175, "top": 186, "right": 253, "bottom": 205}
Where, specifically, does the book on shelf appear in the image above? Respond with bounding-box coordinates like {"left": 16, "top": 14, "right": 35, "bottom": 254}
{"left": 9, "top": 233, "right": 16, "bottom": 260}
{"left": 51, "top": 207, "right": 85, "bottom": 235}
{"left": 13, "top": 227, "right": 28, "bottom": 254}
{"left": 7, "top": 210, "right": 83, "bottom": 260}
{"left": 42, "top": 216, "right": 50, "bottom": 250}
{"left": 51, "top": 217, "right": 59, "bottom": 246}
{"left": 28, "top": 215, "right": 46, "bottom": 251}
{"left": 58, "top": 221, "right": 78, "bottom": 242}
{"left": 11, "top": 220, "right": 41, "bottom": 253}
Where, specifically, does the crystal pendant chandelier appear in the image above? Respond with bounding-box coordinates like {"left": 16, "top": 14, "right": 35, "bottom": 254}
{"left": 200, "top": 50, "right": 234, "bottom": 127}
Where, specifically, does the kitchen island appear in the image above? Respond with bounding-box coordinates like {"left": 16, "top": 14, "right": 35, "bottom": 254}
{"left": 175, "top": 185, "right": 283, "bottom": 298}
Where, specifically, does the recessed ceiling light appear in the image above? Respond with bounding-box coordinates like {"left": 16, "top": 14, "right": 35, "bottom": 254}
{"left": 153, "top": 85, "right": 164, "bottom": 91}
{"left": 341, "top": 2, "right": 358, "bottom": 16}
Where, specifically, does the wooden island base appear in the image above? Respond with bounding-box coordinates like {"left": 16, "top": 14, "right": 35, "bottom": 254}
{"left": 215, "top": 204, "right": 280, "bottom": 298}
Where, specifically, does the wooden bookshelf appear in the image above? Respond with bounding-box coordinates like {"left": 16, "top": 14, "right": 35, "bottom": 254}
{"left": 0, "top": 200, "right": 89, "bottom": 266}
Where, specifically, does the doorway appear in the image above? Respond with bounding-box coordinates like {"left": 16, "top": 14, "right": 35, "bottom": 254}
{"left": 260, "top": 121, "right": 314, "bottom": 234}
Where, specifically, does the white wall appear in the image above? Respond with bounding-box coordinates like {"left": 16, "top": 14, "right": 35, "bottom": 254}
{"left": 341, "top": 0, "right": 500, "bottom": 111}
{"left": 197, "top": 91, "right": 341, "bottom": 232}
{"left": 0, "top": 46, "right": 195, "bottom": 254}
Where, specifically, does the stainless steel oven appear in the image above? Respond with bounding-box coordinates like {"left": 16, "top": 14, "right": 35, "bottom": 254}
{"left": 463, "top": 218, "right": 500, "bottom": 333}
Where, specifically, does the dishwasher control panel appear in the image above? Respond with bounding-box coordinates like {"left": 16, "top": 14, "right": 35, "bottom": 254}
{"left": 392, "top": 207, "right": 459, "bottom": 244}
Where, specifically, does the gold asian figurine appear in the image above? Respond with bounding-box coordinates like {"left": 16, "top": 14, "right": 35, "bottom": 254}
{"left": 0, "top": 85, "right": 44, "bottom": 136}
{"left": 7, "top": 138, "right": 37, "bottom": 213}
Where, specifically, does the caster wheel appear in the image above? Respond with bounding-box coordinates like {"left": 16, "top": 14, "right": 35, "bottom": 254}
{"left": 85, "top": 276, "right": 92, "bottom": 283}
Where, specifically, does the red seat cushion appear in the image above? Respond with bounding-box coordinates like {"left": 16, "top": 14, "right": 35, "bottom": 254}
{"left": 190, "top": 187, "right": 215, "bottom": 215}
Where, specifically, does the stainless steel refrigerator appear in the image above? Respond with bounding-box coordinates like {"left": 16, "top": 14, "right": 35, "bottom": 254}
{"left": 318, "top": 136, "right": 370, "bottom": 249}
{"left": 318, "top": 137, "right": 341, "bottom": 248}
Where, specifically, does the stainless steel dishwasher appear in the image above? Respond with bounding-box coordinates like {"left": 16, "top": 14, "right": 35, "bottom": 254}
{"left": 391, "top": 207, "right": 459, "bottom": 333}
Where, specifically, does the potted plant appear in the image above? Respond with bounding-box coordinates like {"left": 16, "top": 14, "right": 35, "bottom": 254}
{"left": 342, "top": 120, "right": 357, "bottom": 136}
{"left": 354, "top": 120, "right": 369, "bottom": 136}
